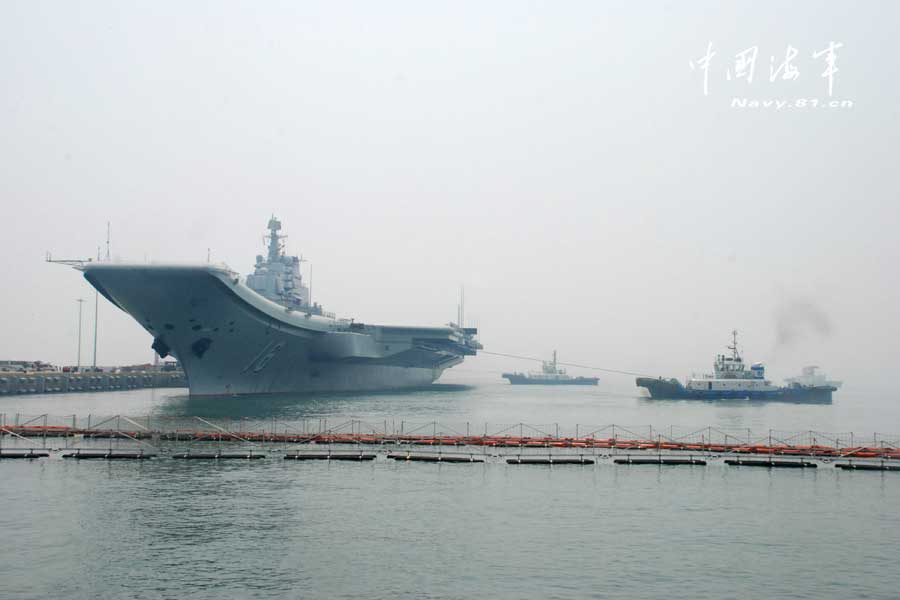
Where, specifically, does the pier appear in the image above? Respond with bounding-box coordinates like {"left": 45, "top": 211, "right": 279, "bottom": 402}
{"left": 0, "top": 371, "right": 186, "bottom": 395}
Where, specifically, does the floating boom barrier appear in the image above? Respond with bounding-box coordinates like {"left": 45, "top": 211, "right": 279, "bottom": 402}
{"left": 835, "top": 462, "right": 900, "bottom": 471}
{"left": 284, "top": 453, "right": 376, "bottom": 461}
{"left": 172, "top": 452, "right": 266, "bottom": 460}
{"left": 0, "top": 449, "right": 51, "bottom": 459}
{"left": 507, "top": 456, "right": 595, "bottom": 465}
{"left": 387, "top": 453, "right": 485, "bottom": 463}
{"left": 614, "top": 457, "right": 707, "bottom": 466}
{"left": 3, "top": 417, "right": 900, "bottom": 468}
{"left": 3, "top": 425, "right": 899, "bottom": 459}
{"left": 61, "top": 450, "right": 156, "bottom": 460}
{"left": 724, "top": 458, "right": 817, "bottom": 468}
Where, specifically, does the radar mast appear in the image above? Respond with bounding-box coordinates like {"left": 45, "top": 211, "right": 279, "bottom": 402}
{"left": 266, "top": 216, "right": 285, "bottom": 262}
{"left": 728, "top": 329, "right": 741, "bottom": 361}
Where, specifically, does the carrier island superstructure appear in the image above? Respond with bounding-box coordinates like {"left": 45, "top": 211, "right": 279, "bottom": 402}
{"left": 72, "top": 217, "right": 481, "bottom": 396}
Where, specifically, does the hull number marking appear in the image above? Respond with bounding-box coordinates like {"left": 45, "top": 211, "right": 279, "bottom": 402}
{"left": 243, "top": 341, "right": 285, "bottom": 373}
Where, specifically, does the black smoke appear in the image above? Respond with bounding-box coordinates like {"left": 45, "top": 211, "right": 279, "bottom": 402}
{"left": 774, "top": 298, "right": 833, "bottom": 347}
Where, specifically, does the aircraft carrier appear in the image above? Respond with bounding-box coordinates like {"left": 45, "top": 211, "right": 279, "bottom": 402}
{"left": 71, "top": 217, "right": 481, "bottom": 396}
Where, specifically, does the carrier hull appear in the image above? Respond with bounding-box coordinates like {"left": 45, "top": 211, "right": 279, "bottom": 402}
{"left": 82, "top": 263, "right": 477, "bottom": 396}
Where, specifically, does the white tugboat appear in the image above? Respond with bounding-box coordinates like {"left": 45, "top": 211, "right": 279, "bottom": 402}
{"left": 784, "top": 366, "right": 843, "bottom": 391}
{"left": 636, "top": 331, "right": 840, "bottom": 402}
{"left": 502, "top": 351, "right": 599, "bottom": 385}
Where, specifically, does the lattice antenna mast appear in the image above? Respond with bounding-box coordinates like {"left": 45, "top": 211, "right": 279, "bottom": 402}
{"left": 728, "top": 329, "right": 741, "bottom": 361}
{"left": 266, "top": 216, "right": 286, "bottom": 262}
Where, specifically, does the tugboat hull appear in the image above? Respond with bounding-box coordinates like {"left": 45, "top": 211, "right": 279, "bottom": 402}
{"left": 636, "top": 377, "right": 835, "bottom": 403}
{"left": 503, "top": 373, "right": 599, "bottom": 385}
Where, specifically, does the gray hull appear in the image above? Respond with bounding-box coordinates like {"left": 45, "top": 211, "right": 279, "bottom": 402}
{"left": 83, "top": 264, "right": 477, "bottom": 396}
{"left": 636, "top": 377, "right": 835, "bottom": 403}
{"left": 502, "top": 373, "right": 599, "bottom": 385}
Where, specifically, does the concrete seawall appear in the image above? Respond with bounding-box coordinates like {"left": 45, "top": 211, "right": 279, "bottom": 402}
{"left": 0, "top": 371, "right": 187, "bottom": 395}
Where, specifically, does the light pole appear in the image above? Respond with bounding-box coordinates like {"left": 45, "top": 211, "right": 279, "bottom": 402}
{"left": 76, "top": 298, "right": 84, "bottom": 372}
{"left": 92, "top": 291, "right": 98, "bottom": 370}
{"left": 93, "top": 245, "right": 100, "bottom": 370}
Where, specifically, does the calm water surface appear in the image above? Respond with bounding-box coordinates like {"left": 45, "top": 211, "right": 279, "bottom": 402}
{"left": 1, "top": 372, "right": 898, "bottom": 599}
{"left": 1, "top": 370, "right": 898, "bottom": 434}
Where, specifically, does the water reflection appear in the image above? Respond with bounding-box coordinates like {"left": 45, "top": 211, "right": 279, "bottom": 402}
{"left": 158, "top": 384, "right": 476, "bottom": 419}
{"left": 636, "top": 395, "right": 832, "bottom": 407}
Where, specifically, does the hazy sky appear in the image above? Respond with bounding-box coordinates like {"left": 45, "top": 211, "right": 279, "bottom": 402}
{"left": 1, "top": 1, "right": 898, "bottom": 394}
